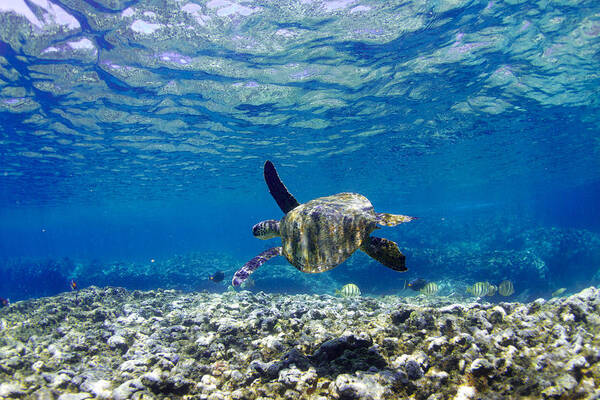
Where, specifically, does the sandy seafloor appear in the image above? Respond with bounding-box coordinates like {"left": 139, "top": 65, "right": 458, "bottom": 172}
{"left": 0, "top": 287, "right": 599, "bottom": 400}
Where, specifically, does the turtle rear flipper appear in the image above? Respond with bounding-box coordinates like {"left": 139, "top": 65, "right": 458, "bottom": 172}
{"left": 264, "top": 160, "right": 300, "bottom": 213}
{"left": 375, "top": 213, "right": 416, "bottom": 227}
{"left": 361, "top": 236, "right": 407, "bottom": 271}
{"left": 232, "top": 247, "right": 282, "bottom": 286}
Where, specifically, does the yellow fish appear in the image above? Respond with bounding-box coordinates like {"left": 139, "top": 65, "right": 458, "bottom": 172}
{"left": 552, "top": 288, "right": 567, "bottom": 297}
{"left": 420, "top": 282, "right": 439, "bottom": 296}
{"left": 335, "top": 283, "right": 361, "bottom": 297}
{"left": 498, "top": 280, "right": 515, "bottom": 296}
{"left": 486, "top": 284, "right": 497, "bottom": 296}
{"left": 467, "top": 281, "right": 491, "bottom": 297}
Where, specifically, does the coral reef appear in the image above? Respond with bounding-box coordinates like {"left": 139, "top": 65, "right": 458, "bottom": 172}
{"left": 1, "top": 224, "right": 598, "bottom": 302}
{"left": 513, "top": 227, "right": 600, "bottom": 285}
{"left": 390, "top": 220, "right": 600, "bottom": 295}
{"left": 1, "top": 286, "right": 599, "bottom": 399}
{"left": 76, "top": 252, "right": 242, "bottom": 292}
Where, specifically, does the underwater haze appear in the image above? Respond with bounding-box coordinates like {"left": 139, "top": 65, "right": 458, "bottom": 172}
{"left": 1, "top": 0, "right": 600, "bottom": 302}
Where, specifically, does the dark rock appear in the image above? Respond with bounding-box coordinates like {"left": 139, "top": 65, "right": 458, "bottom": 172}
{"left": 217, "top": 322, "right": 238, "bottom": 336}
{"left": 266, "top": 362, "right": 284, "bottom": 380}
{"left": 140, "top": 371, "right": 191, "bottom": 395}
{"left": 250, "top": 360, "right": 283, "bottom": 380}
{"left": 405, "top": 360, "right": 424, "bottom": 380}
{"left": 438, "top": 316, "right": 457, "bottom": 336}
{"left": 282, "top": 348, "right": 311, "bottom": 371}
{"left": 92, "top": 308, "right": 110, "bottom": 322}
{"left": 164, "top": 375, "right": 193, "bottom": 395}
{"left": 260, "top": 317, "right": 277, "bottom": 331}
{"left": 470, "top": 358, "right": 495, "bottom": 377}
{"left": 140, "top": 372, "right": 161, "bottom": 389}
{"left": 563, "top": 298, "right": 589, "bottom": 323}
{"left": 439, "top": 354, "right": 461, "bottom": 372}
{"left": 407, "top": 311, "right": 434, "bottom": 330}
{"left": 391, "top": 309, "right": 412, "bottom": 325}
{"left": 310, "top": 309, "right": 326, "bottom": 320}
{"left": 311, "top": 334, "right": 372, "bottom": 364}
{"left": 310, "top": 335, "right": 387, "bottom": 376}
{"left": 247, "top": 348, "right": 312, "bottom": 382}
{"left": 386, "top": 370, "right": 409, "bottom": 388}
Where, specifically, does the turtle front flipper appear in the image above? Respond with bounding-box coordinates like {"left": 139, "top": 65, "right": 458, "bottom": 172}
{"left": 375, "top": 213, "right": 416, "bottom": 227}
{"left": 264, "top": 160, "right": 300, "bottom": 213}
{"left": 232, "top": 247, "right": 282, "bottom": 286}
{"left": 360, "top": 236, "right": 407, "bottom": 271}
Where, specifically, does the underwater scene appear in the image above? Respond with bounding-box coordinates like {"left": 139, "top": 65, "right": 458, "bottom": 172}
{"left": 1, "top": 0, "right": 600, "bottom": 398}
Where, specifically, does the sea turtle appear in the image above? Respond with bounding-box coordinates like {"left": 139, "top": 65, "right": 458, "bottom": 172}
{"left": 232, "top": 161, "right": 415, "bottom": 286}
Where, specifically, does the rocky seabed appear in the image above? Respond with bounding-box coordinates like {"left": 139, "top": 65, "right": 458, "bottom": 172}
{"left": 1, "top": 287, "right": 599, "bottom": 400}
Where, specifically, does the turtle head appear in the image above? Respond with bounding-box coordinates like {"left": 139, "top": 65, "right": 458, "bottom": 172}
{"left": 252, "top": 220, "right": 280, "bottom": 239}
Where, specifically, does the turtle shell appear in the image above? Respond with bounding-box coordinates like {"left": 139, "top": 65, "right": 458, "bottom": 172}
{"left": 279, "top": 192, "right": 378, "bottom": 273}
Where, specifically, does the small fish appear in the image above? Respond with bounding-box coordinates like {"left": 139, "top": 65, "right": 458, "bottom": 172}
{"left": 486, "top": 284, "right": 498, "bottom": 297}
{"left": 0, "top": 297, "right": 9, "bottom": 307}
{"left": 498, "top": 280, "right": 515, "bottom": 296}
{"left": 467, "top": 281, "right": 491, "bottom": 297}
{"left": 70, "top": 279, "right": 79, "bottom": 303}
{"left": 209, "top": 271, "right": 225, "bottom": 283}
{"left": 552, "top": 288, "right": 567, "bottom": 297}
{"left": 335, "top": 283, "right": 361, "bottom": 297}
{"left": 406, "top": 278, "right": 428, "bottom": 291}
{"left": 420, "top": 282, "right": 439, "bottom": 296}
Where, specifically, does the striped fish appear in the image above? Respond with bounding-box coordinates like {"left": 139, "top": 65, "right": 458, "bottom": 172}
{"left": 486, "top": 284, "right": 497, "bottom": 297}
{"left": 419, "top": 282, "right": 439, "bottom": 296}
{"left": 336, "top": 283, "right": 361, "bottom": 297}
{"left": 498, "top": 280, "right": 515, "bottom": 296}
{"left": 467, "top": 281, "right": 491, "bottom": 297}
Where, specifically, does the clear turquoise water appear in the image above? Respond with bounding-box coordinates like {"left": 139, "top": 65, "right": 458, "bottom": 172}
{"left": 0, "top": 0, "right": 599, "bottom": 301}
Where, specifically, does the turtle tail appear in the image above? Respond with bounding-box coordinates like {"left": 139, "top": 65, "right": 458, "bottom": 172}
{"left": 375, "top": 213, "right": 416, "bottom": 227}
{"left": 232, "top": 247, "right": 282, "bottom": 286}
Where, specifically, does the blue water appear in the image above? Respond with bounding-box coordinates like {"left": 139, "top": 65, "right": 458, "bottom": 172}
{"left": 0, "top": 0, "right": 599, "bottom": 302}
